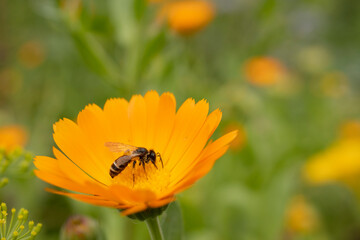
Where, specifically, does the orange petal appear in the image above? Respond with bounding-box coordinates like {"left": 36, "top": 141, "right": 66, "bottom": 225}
{"left": 35, "top": 169, "right": 97, "bottom": 195}
{"left": 121, "top": 204, "right": 147, "bottom": 216}
{"left": 46, "top": 188, "right": 120, "bottom": 208}
{"left": 128, "top": 95, "right": 147, "bottom": 146}
{"left": 144, "top": 91, "right": 160, "bottom": 148}
{"left": 33, "top": 156, "right": 61, "bottom": 177}
{"left": 152, "top": 92, "right": 176, "bottom": 154}
{"left": 201, "top": 130, "right": 238, "bottom": 159}
{"left": 77, "top": 104, "right": 108, "bottom": 144}
{"left": 53, "top": 118, "right": 111, "bottom": 185}
{"left": 148, "top": 196, "right": 176, "bottom": 208}
{"left": 103, "top": 98, "right": 131, "bottom": 143}
{"left": 168, "top": 131, "right": 237, "bottom": 193}
{"left": 53, "top": 147, "right": 108, "bottom": 186}
{"left": 169, "top": 108, "right": 222, "bottom": 183}
{"left": 165, "top": 99, "right": 209, "bottom": 168}
{"left": 169, "top": 147, "right": 229, "bottom": 195}
{"left": 109, "top": 184, "right": 157, "bottom": 203}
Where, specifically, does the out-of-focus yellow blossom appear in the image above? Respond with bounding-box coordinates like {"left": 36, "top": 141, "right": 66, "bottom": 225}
{"left": 285, "top": 195, "right": 318, "bottom": 234}
{"left": 0, "top": 125, "right": 27, "bottom": 153}
{"left": 304, "top": 135, "right": 360, "bottom": 186}
{"left": 17, "top": 41, "right": 46, "bottom": 69}
{"left": 320, "top": 71, "right": 348, "bottom": 98}
{"left": 243, "top": 57, "right": 287, "bottom": 87}
{"left": 223, "top": 122, "right": 246, "bottom": 151}
{"left": 164, "top": 0, "right": 215, "bottom": 35}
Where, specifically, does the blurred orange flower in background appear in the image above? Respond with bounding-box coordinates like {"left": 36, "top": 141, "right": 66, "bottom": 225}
{"left": 340, "top": 121, "right": 360, "bottom": 139}
{"left": 17, "top": 40, "right": 46, "bottom": 69}
{"left": 164, "top": 0, "right": 215, "bottom": 35}
{"left": 148, "top": 0, "right": 164, "bottom": 3}
{"left": 243, "top": 57, "right": 287, "bottom": 86}
{"left": 285, "top": 195, "right": 318, "bottom": 234}
{"left": 0, "top": 125, "right": 28, "bottom": 153}
{"left": 34, "top": 91, "right": 237, "bottom": 215}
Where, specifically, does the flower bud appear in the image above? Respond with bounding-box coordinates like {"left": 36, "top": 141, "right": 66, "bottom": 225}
{"left": 60, "top": 215, "right": 101, "bottom": 240}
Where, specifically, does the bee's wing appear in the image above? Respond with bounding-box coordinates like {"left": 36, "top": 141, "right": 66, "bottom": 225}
{"left": 104, "top": 142, "right": 138, "bottom": 153}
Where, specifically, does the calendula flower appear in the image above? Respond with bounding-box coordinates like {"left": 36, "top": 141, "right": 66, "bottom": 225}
{"left": 243, "top": 57, "right": 286, "bottom": 86}
{"left": 0, "top": 125, "right": 27, "bottom": 153}
{"left": 164, "top": 0, "right": 215, "bottom": 35}
{"left": 0, "top": 202, "right": 42, "bottom": 240}
{"left": 34, "top": 91, "right": 237, "bottom": 217}
{"left": 285, "top": 195, "right": 318, "bottom": 234}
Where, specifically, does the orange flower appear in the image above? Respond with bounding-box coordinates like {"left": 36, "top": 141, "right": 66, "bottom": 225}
{"left": 17, "top": 41, "right": 46, "bottom": 69}
{"left": 0, "top": 125, "right": 27, "bottom": 152}
{"left": 285, "top": 195, "right": 318, "bottom": 234}
{"left": 165, "top": 0, "right": 215, "bottom": 35}
{"left": 34, "top": 91, "right": 236, "bottom": 216}
{"left": 243, "top": 57, "right": 286, "bottom": 86}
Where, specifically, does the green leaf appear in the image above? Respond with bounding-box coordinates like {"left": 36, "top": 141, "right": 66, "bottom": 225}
{"left": 161, "top": 201, "right": 184, "bottom": 240}
{"left": 137, "top": 30, "right": 166, "bottom": 78}
{"left": 68, "top": 22, "right": 119, "bottom": 80}
{"left": 133, "top": 0, "right": 147, "bottom": 21}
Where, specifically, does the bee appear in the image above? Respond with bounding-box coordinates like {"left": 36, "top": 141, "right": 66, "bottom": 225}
{"left": 105, "top": 142, "right": 163, "bottom": 181}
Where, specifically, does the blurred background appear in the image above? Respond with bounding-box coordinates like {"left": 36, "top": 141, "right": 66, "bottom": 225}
{"left": 1, "top": 0, "right": 360, "bottom": 239}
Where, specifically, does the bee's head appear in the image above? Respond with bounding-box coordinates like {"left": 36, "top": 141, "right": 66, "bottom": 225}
{"left": 149, "top": 150, "right": 156, "bottom": 161}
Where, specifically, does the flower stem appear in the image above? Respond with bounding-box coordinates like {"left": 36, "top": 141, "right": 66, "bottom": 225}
{"left": 145, "top": 217, "right": 164, "bottom": 240}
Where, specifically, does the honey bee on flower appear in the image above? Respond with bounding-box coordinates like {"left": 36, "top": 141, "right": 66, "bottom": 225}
{"left": 34, "top": 91, "right": 237, "bottom": 216}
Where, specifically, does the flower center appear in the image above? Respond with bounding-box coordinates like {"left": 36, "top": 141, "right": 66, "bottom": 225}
{"left": 112, "top": 159, "right": 170, "bottom": 194}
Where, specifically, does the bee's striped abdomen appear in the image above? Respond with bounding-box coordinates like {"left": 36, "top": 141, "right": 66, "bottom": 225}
{"left": 109, "top": 155, "right": 132, "bottom": 178}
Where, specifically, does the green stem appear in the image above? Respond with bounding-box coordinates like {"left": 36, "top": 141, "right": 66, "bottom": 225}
{"left": 145, "top": 217, "right": 164, "bottom": 240}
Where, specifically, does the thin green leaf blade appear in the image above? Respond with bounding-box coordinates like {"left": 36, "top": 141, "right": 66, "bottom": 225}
{"left": 161, "top": 201, "right": 184, "bottom": 240}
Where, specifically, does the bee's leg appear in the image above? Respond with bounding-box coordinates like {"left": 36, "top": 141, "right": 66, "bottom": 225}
{"left": 141, "top": 160, "right": 148, "bottom": 179}
{"left": 150, "top": 158, "right": 158, "bottom": 169}
{"left": 157, "top": 153, "right": 164, "bottom": 168}
{"left": 132, "top": 160, "right": 136, "bottom": 186}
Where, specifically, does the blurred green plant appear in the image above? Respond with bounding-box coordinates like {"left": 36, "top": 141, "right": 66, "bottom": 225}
{"left": 0, "top": 148, "right": 34, "bottom": 188}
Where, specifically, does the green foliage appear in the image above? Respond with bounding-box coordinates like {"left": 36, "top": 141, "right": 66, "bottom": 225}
{"left": 161, "top": 201, "right": 184, "bottom": 240}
